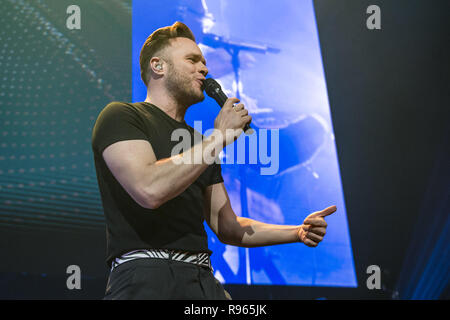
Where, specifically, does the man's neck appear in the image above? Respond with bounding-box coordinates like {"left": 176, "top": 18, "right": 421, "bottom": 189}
{"left": 144, "top": 87, "right": 187, "bottom": 122}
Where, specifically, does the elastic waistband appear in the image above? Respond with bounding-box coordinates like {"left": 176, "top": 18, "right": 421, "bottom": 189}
{"left": 111, "top": 249, "right": 213, "bottom": 272}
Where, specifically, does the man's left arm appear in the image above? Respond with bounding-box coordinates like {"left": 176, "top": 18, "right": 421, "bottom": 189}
{"left": 203, "top": 182, "right": 337, "bottom": 248}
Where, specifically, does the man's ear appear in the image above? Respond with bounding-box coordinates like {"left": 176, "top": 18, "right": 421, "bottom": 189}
{"left": 149, "top": 57, "right": 164, "bottom": 74}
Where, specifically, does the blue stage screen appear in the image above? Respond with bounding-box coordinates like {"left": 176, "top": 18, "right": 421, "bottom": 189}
{"left": 132, "top": 0, "right": 357, "bottom": 287}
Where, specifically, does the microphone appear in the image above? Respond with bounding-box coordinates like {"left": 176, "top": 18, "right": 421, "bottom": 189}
{"left": 204, "top": 78, "right": 254, "bottom": 135}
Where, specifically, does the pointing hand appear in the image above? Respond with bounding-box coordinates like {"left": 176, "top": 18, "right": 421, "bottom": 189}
{"left": 298, "top": 205, "right": 337, "bottom": 247}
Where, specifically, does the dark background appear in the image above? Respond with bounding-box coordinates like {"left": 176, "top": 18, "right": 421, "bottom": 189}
{"left": 0, "top": 0, "right": 448, "bottom": 299}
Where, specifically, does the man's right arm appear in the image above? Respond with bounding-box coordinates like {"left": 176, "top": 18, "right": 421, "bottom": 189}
{"left": 102, "top": 97, "right": 251, "bottom": 210}
{"left": 102, "top": 134, "right": 224, "bottom": 209}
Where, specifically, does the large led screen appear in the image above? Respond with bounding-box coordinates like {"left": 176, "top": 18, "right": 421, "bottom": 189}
{"left": 132, "top": 0, "right": 356, "bottom": 287}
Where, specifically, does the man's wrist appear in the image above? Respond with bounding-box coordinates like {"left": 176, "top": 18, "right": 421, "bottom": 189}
{"left": 201, "top": 131, "right": 225, "bottom": 164}
{"left": 296, "top": 225, "right": 304, "bottom": 243}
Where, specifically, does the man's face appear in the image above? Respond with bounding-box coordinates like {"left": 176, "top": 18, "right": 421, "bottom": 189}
{"left": 163, "top": 37, "right": 208, "bottom": 106}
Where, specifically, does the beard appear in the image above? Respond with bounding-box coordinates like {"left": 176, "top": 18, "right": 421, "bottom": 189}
{"left": 165, "top": 64, "right": 205, "bottom": 107}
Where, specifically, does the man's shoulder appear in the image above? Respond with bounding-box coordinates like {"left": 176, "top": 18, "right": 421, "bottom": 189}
{"left": 97, "top": 101, "right": 130, "bottom": 114}
{"left": 99, "top": 101, "right": 151, "bottom": 117}
{"left": 93, "top": 102, "right": 150, "bottom": 130}
{"left": 103, "top": 101, "right": 136, "bottom": 110}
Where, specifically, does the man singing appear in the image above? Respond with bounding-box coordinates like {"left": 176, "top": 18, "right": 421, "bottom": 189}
{"left": 91, "top": 21, "right": 336, "bottom": 300}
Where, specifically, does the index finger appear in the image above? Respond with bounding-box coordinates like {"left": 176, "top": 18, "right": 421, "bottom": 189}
{"left": 310, "top": 205, "right": 337, "bottom": 218}
{"left": 224, "top": 97, "right": 240, "bottom": 109}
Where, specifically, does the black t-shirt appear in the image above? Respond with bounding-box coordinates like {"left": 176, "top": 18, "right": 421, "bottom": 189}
{"left": 91, "top": 101, "right": 223, "bottom": 267}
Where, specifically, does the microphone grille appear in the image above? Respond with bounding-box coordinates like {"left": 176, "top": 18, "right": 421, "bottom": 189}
{"left": 204, "top": 78, "right": 221, "bottom": 94}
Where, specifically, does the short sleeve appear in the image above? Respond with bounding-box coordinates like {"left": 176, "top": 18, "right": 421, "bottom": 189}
{"left": 92, "top": 102, "right": 148, "bottom": 156}
{"left": 208, "top": 162, "right": 224, "bottom": 186}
